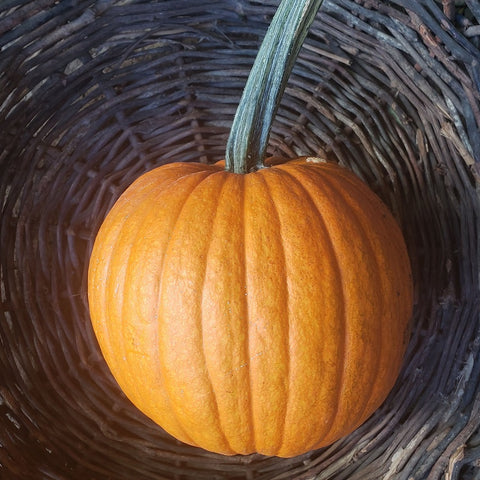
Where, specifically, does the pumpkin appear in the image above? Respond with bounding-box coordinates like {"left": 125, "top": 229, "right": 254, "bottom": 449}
{"left": 88, "top": 0, "right": 413, "bottom": 458}
{"left": 88, "top": 156, "right": 413, "bottom": 457}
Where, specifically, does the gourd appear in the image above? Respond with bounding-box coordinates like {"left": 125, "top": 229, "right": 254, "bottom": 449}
{"left": 88, "top": 0, "right": 413, "bottom": 458}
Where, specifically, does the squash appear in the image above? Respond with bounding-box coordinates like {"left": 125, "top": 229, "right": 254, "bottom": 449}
{"left": 88, "top": 156, "right": 412, "bottom": 457}
{"left": 88, "top": 0, "right": 413, "bottom": 458}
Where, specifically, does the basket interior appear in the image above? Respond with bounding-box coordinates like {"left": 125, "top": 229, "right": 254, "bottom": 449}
{"left": 1, "top": 1, "right": 479, "bottom": 479}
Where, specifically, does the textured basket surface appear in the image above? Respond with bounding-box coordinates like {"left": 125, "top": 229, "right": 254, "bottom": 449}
{"left": 1, "top": 1, "right": 479, "bottom": 479}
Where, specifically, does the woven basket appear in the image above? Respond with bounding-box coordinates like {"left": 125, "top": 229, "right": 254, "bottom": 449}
{"left": 1, "top": 1, "right": 479, "bottom": 479}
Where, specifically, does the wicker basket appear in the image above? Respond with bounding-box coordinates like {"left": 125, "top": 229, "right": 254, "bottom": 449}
{"left": 1, "top": 1, "right": 479, "bottom": 479}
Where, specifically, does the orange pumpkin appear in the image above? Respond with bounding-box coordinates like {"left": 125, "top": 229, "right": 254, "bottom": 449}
{"left": 88, "top": 156, "right": 412, "bottom": 457}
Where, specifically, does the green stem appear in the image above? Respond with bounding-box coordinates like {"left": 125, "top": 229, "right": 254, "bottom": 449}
{"left": 225, "top": 0, "right": 324, "bottom": 174}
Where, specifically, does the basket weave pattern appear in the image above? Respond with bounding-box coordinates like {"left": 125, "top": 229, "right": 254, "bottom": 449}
{"left": 1, "top": 1, "right": 479, "bottom": 479}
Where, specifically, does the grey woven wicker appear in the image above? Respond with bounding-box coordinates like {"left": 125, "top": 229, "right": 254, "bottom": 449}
{"left": 1, "top": 0, "right": 479, "bottom": 479}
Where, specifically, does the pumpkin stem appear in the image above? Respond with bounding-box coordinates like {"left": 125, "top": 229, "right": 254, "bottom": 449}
{"left": 225, "top": 0, "right": 324, "bottom": 174}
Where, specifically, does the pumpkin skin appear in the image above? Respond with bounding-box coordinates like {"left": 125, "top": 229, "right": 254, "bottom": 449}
{"left": 88, "top": 157, "right": 413, "bottom": 458}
